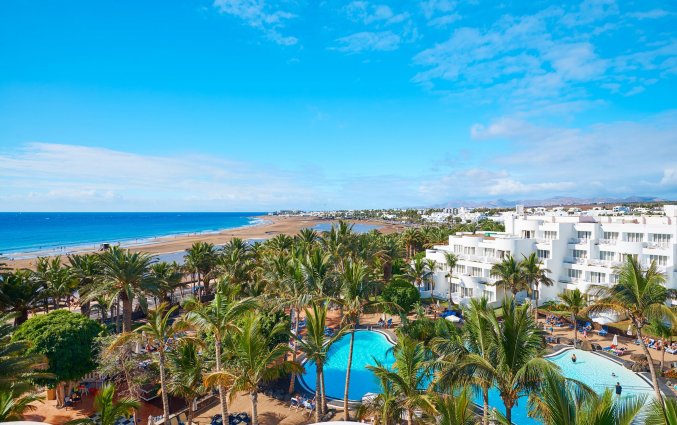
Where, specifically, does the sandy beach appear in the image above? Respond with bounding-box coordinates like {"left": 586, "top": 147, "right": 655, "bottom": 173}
{"left": 6, "top": 215, "right": 406, "bottom": 270}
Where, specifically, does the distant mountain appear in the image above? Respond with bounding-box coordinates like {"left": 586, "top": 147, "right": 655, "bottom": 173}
{"left": 434, "top": 196, "right": 668, "bottom": 209}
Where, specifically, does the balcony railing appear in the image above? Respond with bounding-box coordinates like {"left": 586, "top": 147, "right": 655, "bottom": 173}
{"left": 599, "top": 239, "right": 617, "bottom": 245}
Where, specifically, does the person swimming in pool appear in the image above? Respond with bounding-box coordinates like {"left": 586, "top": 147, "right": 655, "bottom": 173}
{"left": 616, "top": 382, "right": 622, "bottom": 397}
{"left": 571, "top": 353, "right": 577, "bottom": 363}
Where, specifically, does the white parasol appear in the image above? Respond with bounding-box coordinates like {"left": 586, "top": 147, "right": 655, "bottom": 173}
{"left": 612, "top": 334, "right": 618, "bottom": 346}
{"left": 627, "top": 324, "right": 633, "bottom": 336}
{"left": 446, "top": 315, "right": 461, "bottom": 323}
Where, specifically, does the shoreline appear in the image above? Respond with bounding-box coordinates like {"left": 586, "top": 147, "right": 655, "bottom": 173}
{"left": 5, "top": 215, "right": 406, "bottom": 270}
{"left": 2, "top": 216, "right": 271, "bottom": 261}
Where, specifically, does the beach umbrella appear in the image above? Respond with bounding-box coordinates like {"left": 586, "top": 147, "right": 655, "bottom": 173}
{"left": 446, "top": 315, "right": 461, "bottom": 323}
{"left": 612, "top": 334, "right": 618, "bottom": 346}
{"left": 627, "top": 324, "right": 633, "bottom": 336}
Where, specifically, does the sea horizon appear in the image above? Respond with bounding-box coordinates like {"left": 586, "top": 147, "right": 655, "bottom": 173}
{"left": 0, "top": 212, "right": 267, "bottom": 259}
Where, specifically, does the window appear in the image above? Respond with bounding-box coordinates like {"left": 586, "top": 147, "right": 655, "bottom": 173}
{"left": 577, "top": 231, "right": 592, "bottom": 241}
{"left": 568, "top": 269, "right": 582, "bottom": 279}
{"left": 649, "top": 255, "right": 668, "bottom": 266}
{"left": 622, "top": 253, "right": 638, "bottom": 262}
{"left": 451, "top": 282, "right": 460, "bottom": 293}
{"left": 522, "top": 230, "right": 534, "bottom": 239}
{"left": 573, "top": 249, "right": 587, "bottom": 259}
{"left": 453, "top": 244, "right": 462, "bottom": 253}
{"left": 600, "top": 251, "right": 615, "bottom": 261}
{"left": 652, "top": 234, "right": 672, "bottom": 245}
{"left": 544, "top": 231, "right": 558, "bottom": 240}
{"left": 603, "top": 231, "right": 619, "bottom": 240}
{"left": 569, "top": 269, "right": 583, "bottom": 279}
{"left": 482, "top": 290, "right": 494, "bottom": 302}
{"left": 590, "top": 272, "right": 605, "bottom": 283}
{"left": 462, "top": 287, "right": 474, "bottom": 298}
{"left": 455, "top": 265, "right": 466, "bottom": 274}
{"left": 467, "top": 267, "right": 483, "bottom": 277}
{"left": 483, "top": 248, "right": 495, "bottom": 257}
{"left": 626, "top": 232, "right": 643, "bottom": 242}
{"left": 609, "top": 274, "right": 618, "bottom": 284}
{"left": 537, "top": 249, "right": 550, "bottom": 259}
{"left": 463, "top": 246, "right": 476, "bottom": 255}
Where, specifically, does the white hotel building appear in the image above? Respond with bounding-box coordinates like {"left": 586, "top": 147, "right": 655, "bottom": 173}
{"left": 423, "top": 205, "right": 677, "bottom": 308}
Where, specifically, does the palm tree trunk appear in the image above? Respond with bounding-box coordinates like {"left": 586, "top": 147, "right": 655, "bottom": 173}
{"left": 120, "top": 290, "right": 133, "bottom": 333}
{"left": 158, "top": 349, "right": 170, "bottom": 425}
{"left": 482, "top": 387, "right": 489, "bottom": 425}
{"left": 288, "top": 307, "right": 299, "bottom": 394}
{"left": 636, "top": 325, "right": 663, "bottom": 402}
{"left": 572, "top": 312, "right": 578, "bottom": 346}
{"left": 215, "top": 337, "right": 229, "bottom": 420}
{"left": 407, "top": 408, "right": 414, "bottom": 425}
{"left": 320, "top": 368, "right": 327, "bottom": 414}
{"left": 533, "top": 283, "right": 539, "bottom": 323}
{"left": 187, "top": 398, "right": 195, "bottom": 425}
{"left": 250, "top": 391, "right": 259, "bottom": 425}
{"left": 81, "top": 300, "right": 91, "bottom": 318}
{"left": 505, "top": 406, "right": 512, "bottom": 424}
{"left": 343, "top": 327, "right": 356, "bottom": 420}
{"left": 315, "top": 365, "right": 322, "bottom": 422}
{"left": 16, "top": 309, "right": 28, "bottom": 326}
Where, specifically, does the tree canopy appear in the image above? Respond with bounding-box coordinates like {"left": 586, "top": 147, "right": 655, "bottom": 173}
{"left": 13, "top": 310, "right": 104, "bottom": 384}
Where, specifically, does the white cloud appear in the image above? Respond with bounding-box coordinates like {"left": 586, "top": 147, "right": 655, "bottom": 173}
{"left": 411, "top": 1, "right": 677, "bottom": 114}
{"left": 0, "top": 143, "right": 318, "bottom": 211}
{"left": 345, "top": 1, "right": 409, "bottom": 26}
{"left": 213, "top": 0, "right": 298, "bottom": 45}
{"left": 628, "top": 9, "right": 671, "bottom": 20}
{"left": 333, "top": 31, "right": 401, "bottom": 53}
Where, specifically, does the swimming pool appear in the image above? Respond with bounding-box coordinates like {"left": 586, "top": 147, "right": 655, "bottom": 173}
{"left": 475, "top": 349, "right": 654, "bottom": 425}
{"left": 299, "top": 330, "right": 395, "bottom": 401}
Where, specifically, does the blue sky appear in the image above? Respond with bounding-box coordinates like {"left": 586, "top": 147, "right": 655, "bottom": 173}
{"left": 1, "top": 0, "right": 676, "bottom": 211}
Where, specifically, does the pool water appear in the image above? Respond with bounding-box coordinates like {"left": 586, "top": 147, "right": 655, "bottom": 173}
{"left": 474, "top": 349, "right": 653, "bottom": 425}
{"left": 299, "top": 330, "right": 395, "bottom": 401}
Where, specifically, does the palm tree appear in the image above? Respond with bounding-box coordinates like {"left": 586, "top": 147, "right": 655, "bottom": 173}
{"left": 166, "top": 339, "right": 208, "bottom": 425}
{"left": 646, "top": 396, "right": 677, "bottom": 425}
{"left": 368, "top": 336, "right": 435, "bottom": 425}
{"left": 557, "top": 289, "right": 587, "bottom": 346}
{"left": 206, "top": 313, "right": 300, "bottom": 425}
{"left": 459, "top": 297, "right": 559, "bottom": 423}
{"left": 0, "top": 312, "right": 51, "bottom": 420}
{"left": 302, "top": 249, "right": 335, "bottom": 298}
{"left": 272, "top": 256, "right": 312, "bottom": 394}
{"left": 0, "top": 270, "right": 44, "bottom": 325}
{"left": 340, "top": 259, "right": 377, "bottom": 420}
{"left": 296, "top": 303, "right": 346, "bottom": 422}
{"left": 183, "top": 282, "right": 255, "bottom": 420}
{"left": 405, "top": 257, "right": 431, "bottom": 292}
{"left": 184, "top": 241, "right": 218, "bottom": 294}
{"left": 355, "top": 372, "right": 405, "bottom": 425}
{"left": 520, "top": 253, "right": 553, "bottom": 321}
{"left": 95, "top": 247, "right": 156, "bottom": 332}
{"left": 433, "top": 297, "right": 493, "bottom": 424}
{"left": 649, "top": 318, "right": 674, "bottom": 372}
{"left": 443, "top": 252, "right": 458, "bottom": 307}
{"left": 0, "top": 388, "right": 42, "bottom": 421}
{"left": 67, "top": 253, "right": 101, "bottom": 318}
{"left": 379, "top": 235, "right": 402, "bottom": 282}
{"left": 586, "top": 256, "right": 675, "bottom": 402}
{"left": 429, "top": 388, "right": 475, "bottom": 425}
{"left": 529, "top": 372, "right": 645, "bottom": 425}
{"left": 401, "top": 228, "right": 421, "bottom": 259}
{"left": 151, "top": 261, "right": 184, "bottom": 304}
{"left": 115, "top": 302, "right": 186, "bottom": 424}
{"left": 424, "top": 258, "right": 438, "bottom": 295}
{"left": 36, "top": 257, "right": 75, "bottom": 310}
{"left": 65, "top": 384, "right": 140, "bottom": 425}
{"left": 490, "top": 255, "right": 527, "bottom": 296}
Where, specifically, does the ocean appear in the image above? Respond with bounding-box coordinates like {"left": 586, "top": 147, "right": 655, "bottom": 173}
{"left": 0, "top": 212, "right": 266, "bottom": 259}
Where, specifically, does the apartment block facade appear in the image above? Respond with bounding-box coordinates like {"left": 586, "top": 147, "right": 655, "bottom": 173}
{"left": 423, "top": 205, "right": 677, "bottom": 307}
